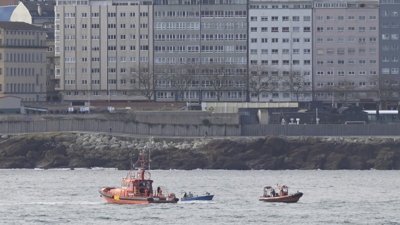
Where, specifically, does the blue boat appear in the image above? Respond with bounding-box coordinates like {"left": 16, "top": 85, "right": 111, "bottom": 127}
{"left": 181, "top": 192, "right": 214, "bottom": 201}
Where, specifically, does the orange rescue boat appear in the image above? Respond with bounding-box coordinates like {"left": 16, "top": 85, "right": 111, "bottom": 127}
{"left": 259, "top": 185, "right": 303, "bottom": 203}
{"left": 99, "top": 151, "right": 178, "bottom": 204}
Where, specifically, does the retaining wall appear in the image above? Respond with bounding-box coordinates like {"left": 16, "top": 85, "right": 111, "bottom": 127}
{"left": 0, "top": 120, "right": 399, "bottom": 136}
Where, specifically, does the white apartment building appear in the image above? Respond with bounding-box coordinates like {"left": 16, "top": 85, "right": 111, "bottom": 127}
{"left": 248, "top": 0, "right": 313, "bottom": 102}
{"left": 55, "top": 0, "right": 153, "bottom": 102}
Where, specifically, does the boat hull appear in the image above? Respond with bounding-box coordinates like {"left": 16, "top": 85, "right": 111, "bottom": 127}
{"left": 181, "top": 195, "right": 214, "bottom": 201}
{"left": 99, "top": 188, "right": 179, "bottom": 204}
{"left": 259, "top": 192, "right": 303, "bottom": 203}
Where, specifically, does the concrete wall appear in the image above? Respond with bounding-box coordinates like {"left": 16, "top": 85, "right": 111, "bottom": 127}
{"left": 0, "top": 120, "right": 241, "bottom": 136}
{"left": 134, "top": 111, "right": 239, "bottom": 125}
{"left": 0, "top": 120, "right": 400, "bottom": 136}
{"left": 241, "top": 124, "right": 400, "bottom": 136}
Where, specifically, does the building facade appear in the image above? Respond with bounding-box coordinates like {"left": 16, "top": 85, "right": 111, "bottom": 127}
{"left": 248, "top": 0, "right": 313, "bottom": 103}
{"left": 0, "top": 22, "right": 47, "bottom": 101}
{"left": 379, "top": 0, "right": 400, "bottom": 108}
{"left": 10, "top": 1, "right": 58, "bottom": 101}
{"left": 153, "top": 0, "right": 248, "bottom": 102}
{"left": 313, "top": 0, "right": 380, "bottom": 107}
{"left": 55, "top": 0, "right": 153, "bottom": 102}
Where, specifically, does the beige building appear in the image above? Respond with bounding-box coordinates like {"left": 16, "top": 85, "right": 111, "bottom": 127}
{"left": 55, "top": 0, "right": 154, "bottom": 102}
{"left": 0, "top": 21, "right": 47, "bottom": 101}
{"left": 10, "top": 1, "right": 57, "bottom": 101}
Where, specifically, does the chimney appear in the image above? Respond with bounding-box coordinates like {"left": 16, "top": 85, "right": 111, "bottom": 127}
{"left": 37, "top": 4, "right": 42, "bottom": 16}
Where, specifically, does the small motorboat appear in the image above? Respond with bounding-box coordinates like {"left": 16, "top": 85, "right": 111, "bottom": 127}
{"left": 181, "top": 192, "right": 214, "bottom": 201}
{"left": 259, "top": 185, "right": 303, "bottom": 203}
{"left": 99, "top": 151, "right": 179, "bottom": 204}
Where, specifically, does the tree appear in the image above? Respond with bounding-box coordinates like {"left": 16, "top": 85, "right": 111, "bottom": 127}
{"left": 333, "top": 79, "right": 357, "bottom": 106}
{"left": 248, "top": 65, "right": 280, "bottom": 102}
{"left": 374, "top": 76, "right": 398, "bottom": 109}
{"left": 138, "top": 66, "right": 155, "bottom": 101}
{"left": 280, "top": 70, "right": 312, "bottom": 102}
{"left": 58, "top": 92, "right": 64, "bottom": 102}
{"left": 205, "top": 64, "right": 234, "bottom": 101}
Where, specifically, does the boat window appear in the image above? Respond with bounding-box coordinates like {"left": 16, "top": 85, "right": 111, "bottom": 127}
{"left": 139, "top": 182, "right": 146, "bottom": 187}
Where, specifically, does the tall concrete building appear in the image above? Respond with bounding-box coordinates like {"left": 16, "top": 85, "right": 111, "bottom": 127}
{"left": 55, "top": 0, "right": 153, "bottom": 102}
{"left": 313, "top": 0, "right": 380, "bottom": 107}
{"left": 0, "top": 22, "right": 47, "bottom": 101}
{"left": 248, "top": 0, "right": 313, "bottom": 102}
{"left": 153, "top": 0, "right": 248, "bottom": 102}
{"left": 379, "top": 0, "right": 400, "bottom": 108}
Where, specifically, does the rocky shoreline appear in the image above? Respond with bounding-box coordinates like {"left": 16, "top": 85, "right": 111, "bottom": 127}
{"left": 0, "top": 133, "right": 399, "bottom": 170}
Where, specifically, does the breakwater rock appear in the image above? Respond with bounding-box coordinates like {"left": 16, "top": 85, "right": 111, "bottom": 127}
{"left": 0, "top": 133, "right": 399, "bottom": 170}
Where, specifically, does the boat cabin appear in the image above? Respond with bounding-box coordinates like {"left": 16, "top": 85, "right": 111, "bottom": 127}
{"left": 121, "top": 168, "right": 155, "bottom": 197}
{"left": 263, "top": 185, "right": 289, "bottom": 197}
{"left": 263, "top": 186, "right": 277, "bottom": 197}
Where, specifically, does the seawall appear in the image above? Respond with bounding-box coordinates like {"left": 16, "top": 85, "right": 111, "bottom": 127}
{"left": 0, "top": 133, "right": 398, "bottom": 170}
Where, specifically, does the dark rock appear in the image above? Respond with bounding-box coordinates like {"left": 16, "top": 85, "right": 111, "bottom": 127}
{"left": 1, "top": 133, "right": 400, "bottom": 170}
{"left": 374, "top": 148, "right": 396, "bottom": 170}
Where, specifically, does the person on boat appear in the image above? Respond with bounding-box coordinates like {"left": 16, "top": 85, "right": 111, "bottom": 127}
{"left": 157, "top": 187, "right": 162, "bottom": 196}
{"left": 183, "top": 192, "right": 187, "bottom": 198}
{"left": 271, "top": 188, "right": 276, "bottom": 197}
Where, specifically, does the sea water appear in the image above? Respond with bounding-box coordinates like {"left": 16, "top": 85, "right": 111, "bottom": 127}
{"left": 0, "top": 169, "right": 399, "bottom": 225}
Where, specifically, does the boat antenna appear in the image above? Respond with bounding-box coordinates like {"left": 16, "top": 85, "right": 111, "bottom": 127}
{"left": 130, "top": 154, "right": 134, "bottom": 170}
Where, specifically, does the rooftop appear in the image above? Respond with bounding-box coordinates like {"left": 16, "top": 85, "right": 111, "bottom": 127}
{"left": 23, "top": 1, "right": 55, "bottom": 18}
{"left": 0, "top": 6, "right": 16, "bottom": 21}
{"left": 0, "top": 21, "right": 45, "bottom": 31}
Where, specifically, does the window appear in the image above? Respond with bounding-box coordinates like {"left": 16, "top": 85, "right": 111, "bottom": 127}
{"left": 271, "top": 27, "right": 278, "bottom": 32}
